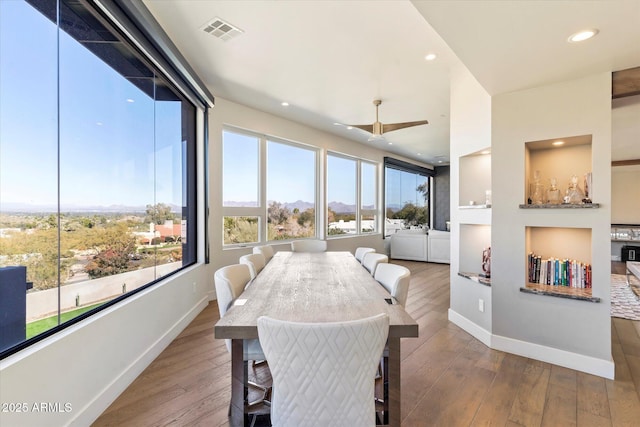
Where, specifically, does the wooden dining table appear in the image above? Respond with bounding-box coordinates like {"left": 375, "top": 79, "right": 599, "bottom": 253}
{"left": 214, "top": 250, "right": 419, "bottom": 426}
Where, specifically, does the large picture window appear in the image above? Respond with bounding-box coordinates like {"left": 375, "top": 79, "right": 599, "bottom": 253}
{"left": 327, "top": 153, "right": 379, "bottom": 236}
{"left": 0, "top": 0, "right": 199, "bottom": 357}
{"left": 222, "top": 128, "right": 317, "bottom": 245}
{"left": 384, "top": 157, "right": 434, "bottom": 236}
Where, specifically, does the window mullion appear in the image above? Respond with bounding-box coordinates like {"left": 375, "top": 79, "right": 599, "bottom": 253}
{"left": 259, "top": 136, "right": 268, "bottom": 243}
{"left": 356, "top": 160, "right": 362, "bottom": 235}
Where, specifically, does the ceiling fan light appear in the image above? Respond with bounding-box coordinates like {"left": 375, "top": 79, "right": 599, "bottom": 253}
{"left": 368, "top": 134, "right": 386, "bottom": 143}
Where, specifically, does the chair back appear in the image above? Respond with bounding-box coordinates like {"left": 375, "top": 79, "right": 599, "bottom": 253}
{"left": 239, "top": 253, "right": 266, "bottom": 279}
{"left": 374, "top": 263, "right": 411, "bottom": 307}
{"left": 257, "top": 314, "right": 389, "bottom": 427}
{"left": 291, "top": 239, "right": 327, "bottom": 253}
{"left": 253, "top": 245, "right": 275, "bottom": 263}
{"left": 362, "top": 253, "right": 388, "bottom": 276}
{"left": 214, "top": 264, "right": 252, "bottom": 318}
{"left": 354, "top": 247, "right": 375, "bottom": 264}
{"left": 214, "top": 263, "right": 252, "bottom": 354}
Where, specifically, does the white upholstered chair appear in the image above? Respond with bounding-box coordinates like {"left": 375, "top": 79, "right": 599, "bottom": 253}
{"left": 354, "top": 247, "right": 376, "bottom": 264}
{"left": 362, "top": 253, "right": 388, "bottom": 276}
{"left": 257, "top": 314, "right": 389, "bottom": 427}
{"left": 253, "top": 245, "right": 275, "bottom": 263}
{"left": 239, "top": 253, "right": 266, "bottom": 280}
{"left": 290, "top": 239, "right": 327, "bottom": 253}
{"left": 374, "top": 263, "right": 411, "bottom": 307}
{"left": 372, "top": 263, "right": 410, "bottom": 422}
{"left": 214, "top": 264, "right": 270, "bottom": 410}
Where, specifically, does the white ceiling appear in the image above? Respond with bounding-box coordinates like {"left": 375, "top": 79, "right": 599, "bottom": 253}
{"left": 144, "top": 0, "right": 640, "bottom": 165}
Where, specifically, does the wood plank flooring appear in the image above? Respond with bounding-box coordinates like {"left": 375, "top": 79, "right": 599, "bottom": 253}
{"left": 94, "top": 261, "right": 640, "bottom": 427}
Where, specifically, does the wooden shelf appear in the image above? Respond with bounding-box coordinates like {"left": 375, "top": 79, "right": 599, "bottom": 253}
{"left": 519, "top": 203, "right": 600, "bottom": 209}
{"left": 458, "top": 272, "right": 491, "bottom": 286}
{"left": 520, "top": 283, "right": 600, "bottom": 303}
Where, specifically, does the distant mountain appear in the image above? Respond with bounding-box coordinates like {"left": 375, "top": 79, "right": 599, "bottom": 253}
{"left": 281, "top": 200, "right": 314, "bottom": 212}
{"left": 328, "top": 201, "right": 356, "bottom": 213}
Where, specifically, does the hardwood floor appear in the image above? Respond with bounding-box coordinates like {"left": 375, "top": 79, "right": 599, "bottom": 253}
{"left": 93, "top": 261, "right": 640, "bottom": 427}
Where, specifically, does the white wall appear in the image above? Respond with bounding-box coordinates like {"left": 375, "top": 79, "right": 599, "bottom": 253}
{"left": 448, "top": 64, "right": 493, "bottom": 340}
{"left": 0, "top": 112, "right": 211, "bottom": 426}
{"left": 491, "top": 73, "right": 613, "bottom": 378}
{"left": 206, "top": 97, "right": 433, "bottom": 287}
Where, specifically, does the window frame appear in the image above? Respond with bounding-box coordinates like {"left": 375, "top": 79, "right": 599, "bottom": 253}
{"left": 383, "top": 157, "right": 434, "bottom": 237}
{"left": 326, "top": 151, "right": 381, "bottom": 238}
{"left": 222, "top": 126, "right": 320, "bottom": 248}
{"left": 0, "top": 0, "right": 207, "bottom": 360}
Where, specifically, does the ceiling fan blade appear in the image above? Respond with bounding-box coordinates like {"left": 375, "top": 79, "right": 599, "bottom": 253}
{"left": 347, "top": 124, "right": 375, "bottom": 133}
{"left": 382, "top": 120, "right": 429, "bottom": 134}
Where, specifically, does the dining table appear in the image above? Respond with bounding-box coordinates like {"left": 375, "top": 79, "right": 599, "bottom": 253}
{"left": 214, "top": 250, "right": 419, "bottom": 426}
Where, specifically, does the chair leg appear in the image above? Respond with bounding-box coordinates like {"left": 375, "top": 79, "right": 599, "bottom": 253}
{"left": 375, "top": 355, "right": 389, "bottom": 425}
{"left": 247, "top": 380, "right": 271, "bottom": 408}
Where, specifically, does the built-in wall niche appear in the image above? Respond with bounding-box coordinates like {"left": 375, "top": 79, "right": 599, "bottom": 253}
{"left": 523, "top": 134, "right": 597, "bottom": 208}
{"left": 459, "top": 148, "right": 491, "bottom": 208}
{"left": 522, "top": 226, "right": 599, "bottom": 302}
{"left": 458, "top": 224, "right": 491, "bottom": 285}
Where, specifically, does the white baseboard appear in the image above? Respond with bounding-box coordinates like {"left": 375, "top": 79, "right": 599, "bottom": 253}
{"left": 447, "top": 309, "right": 614, "bottom": 379}
{"left": 491, "top": 333, "right": 614, "bottom": 379}
{"left": 72, "top": 296, "right": 209, "bottom": 426}
{"left": 448, "top": 308, "right": 492, "bottom": 347}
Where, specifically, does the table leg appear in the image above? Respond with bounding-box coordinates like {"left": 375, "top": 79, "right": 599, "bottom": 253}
{"left": 387, "top": 337, "right": 401, "bottom": 426}
{"left": 229, "top": 339, "right": 249, "bottom": 427}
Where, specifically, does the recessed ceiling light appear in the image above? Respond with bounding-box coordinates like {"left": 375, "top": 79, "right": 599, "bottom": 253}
{"left": 126, "top": 98, "right": 135, "bottom": 103}
{"left": 425, "top": 53, "right": 437, "bottom": 61}
{"left": 281, "top": 102, "right": 289, "bottom": 107}
{"left": 347, "top": 126, "right": 353, "bottom": 130}
{"left": 417, "top": 153, "right": 422, "bottom": 156}
{"left": 568, "top": 29, "right": 598, "bottom": 43}
{"left": 480, "top": 150, "right": 491, "bottom": 155}
{"left": 438, "top": 160, "right": 443, "bottom": 164}
{"left": 552, "top": 140, "right": 565, "bottom": 146}
{"left": 388, "top": 142, "right": 393, "bottom": 145}
{"left": 333, "top": 122, "right": 341, "bottom": 126}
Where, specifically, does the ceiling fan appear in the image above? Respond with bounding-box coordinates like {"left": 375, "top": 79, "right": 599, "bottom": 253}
{"left": 348, "top": 99, "right": 429, "bottom": 141}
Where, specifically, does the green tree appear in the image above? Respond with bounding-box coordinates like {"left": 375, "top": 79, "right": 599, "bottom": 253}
{"left": 417, "top": 182, "right": 429, "bottom": 203}
{"left": 268, "top": 202, "right": 290, "bottom": 225}
{"left": 84, "top": 224, "right": 137, "bottom": 279}
{"left": 297, "top": 208, "right": 315, "bottom": 227}
{"left": 145, "top": 203, "right": 176, "bottom": 225}
{"left": 394, "top": 202, "right": 428, "bottom": 226}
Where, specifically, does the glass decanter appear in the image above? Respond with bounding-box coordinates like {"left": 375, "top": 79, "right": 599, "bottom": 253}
{"left": 547, "top": 178, "right": 561, "bottom": 204}
{"left": 532, "top": 170, "right": 545, "bottom": 205}
{"left": 565, "top": 174, "right": 585, "bottom": 204}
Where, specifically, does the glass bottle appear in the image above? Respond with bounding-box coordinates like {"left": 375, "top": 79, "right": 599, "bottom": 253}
{"left": 532, "top": 170, "right": 545, "bottom": 205}
{"left": 547, "top": 178, "right": 561, "bottom": 204}
{"left": 566, "top": 174, "right": 585, "bottom": 204}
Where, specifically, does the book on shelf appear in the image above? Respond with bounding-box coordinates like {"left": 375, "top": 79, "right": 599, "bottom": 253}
{"left": 527, "top": 252, "right": 591, "bottom": 288}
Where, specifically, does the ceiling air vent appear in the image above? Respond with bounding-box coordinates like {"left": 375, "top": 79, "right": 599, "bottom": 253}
{"left": 201, "top": 17, "right": 243, "bottom": 42}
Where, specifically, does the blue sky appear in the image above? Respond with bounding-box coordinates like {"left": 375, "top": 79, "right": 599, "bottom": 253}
{"left": 0, "top": 1, "right": 184, "bottom": 209}
{"left": 1, "top": 1, "right": 422, "bottom": 212}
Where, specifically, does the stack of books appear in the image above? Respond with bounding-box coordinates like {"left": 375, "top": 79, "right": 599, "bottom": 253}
{"left": 527, "top": 253, "right": 591, "bottom": 288}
